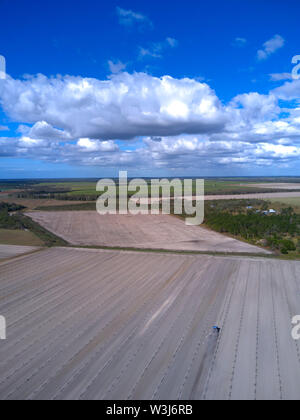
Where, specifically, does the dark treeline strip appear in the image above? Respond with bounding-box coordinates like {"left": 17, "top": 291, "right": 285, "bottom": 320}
{"left": 35, "top": 203, "right": 97, "bottom": 211}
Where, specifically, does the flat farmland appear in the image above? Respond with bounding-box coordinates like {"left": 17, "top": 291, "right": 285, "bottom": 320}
{"left": 0, "top": 229, "right": 44, "bottom": 247}
{"left": 204, "top": 191, "right": 300, "bottom": 200}
{"left": 25, "top": 211, "right": 270, "bottom": 254}
{"left": 0, "top": 244, "right": 40, "bottom": 260}
{"left": 243, "top": 183, "right": 300, "bottom": 190}
{"left": 0, "top": 247, "right": 299, "bottom": 400}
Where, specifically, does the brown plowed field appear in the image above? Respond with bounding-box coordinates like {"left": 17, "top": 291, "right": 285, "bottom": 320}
{"left": 26, "top": 212, "right": 270, "bottom": 254}
{"left": 0, "top": 248, "right": 299, "bottom": 400}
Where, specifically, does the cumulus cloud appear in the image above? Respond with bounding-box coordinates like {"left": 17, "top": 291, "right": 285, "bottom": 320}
{"left": 257, "top": 35, "right": 285, "bottom": 60}
{"left": 28, "top": 121, "right": 71, "bottom": 141}
{"left": 254, "top": 143, "right": 300, "bottom": 159}
{"left": 1, "top": 128, "right": 300, "bottom": 172}
{"left": 77, "top": 138, "right": 119, "bottom": 152}
{"left": 142, "top": 134, "right": 300, "bottom": 170}
{"left": 0, "top": 73, "right": 226, "bottom": 140}
{"left": 116, "top": 7, "right": 153, "bottom": 29}
{"left": 0, "top": 70, "right": 299, "bottom": 173}
{"left": 0, "top": 135, "right": 120, "bottom": 166}
{"left": 230, "top": 92, "right": 280, "bottom": 122}
{"left": 271, "top": 78, "right": 300, "bottom": 101}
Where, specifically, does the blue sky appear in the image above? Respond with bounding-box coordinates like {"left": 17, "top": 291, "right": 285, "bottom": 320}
{"left": 0, "top": 0, "right": 300, "bottom": 178}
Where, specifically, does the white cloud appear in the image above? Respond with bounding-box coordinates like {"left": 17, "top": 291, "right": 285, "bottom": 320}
{"left": 166, "top": 37, "right": 178, "bottom": 48}
{"left": 229, "top": 92, "right": 280, "bottom": 125}
{"left": 142, "top": 134, "right": 300, "bottom": 170}
{"left": 257, "top": 35, "right": 285, "bottom": 60}
{"left": 233, "top": 37, "right": 247, "bottom": 47}
{"left": 0, "top": 125, "right": 8, "bottom": 131}
{"left": 255, "top": 143, "right": 300, "bottom": 158}
{"left": 19, "top": 136, "right": 47, "bottom": 147}
{"left": 1, "top": 128, "right": 300, "bottom": 172}
{"left": 0, "top": 73, "right": 226, "bottom": 140}
{"left": 108, "top": 60, "right": 127, "bottom": 74}
{"left": 138, "top": 47, "right": 162, "bottom": 59}
{"left": 29, "top": 121, "right": 71, "bottom": 141}
{"left": 161, "top": 100, "right": 189, "bottom": 119}
{"left": 269, "top": 73, "right": 293, "bottom": 82}
{"left": 138, "top": 38, "right": 178, "bottom": 60}
{"left": 272, "top": 78, "right": 300, "bottom": 101}
{"left": 1, "top": 71, "right": 300, "bottom": 173}
{"left": 77, "top": 138, "right": 118, "bottom": 152}
{"left": 116, "top": 7, "right": 153, "bottom": 29}
{"left": 0, "top": 135, "right": 120, "bottom": 165}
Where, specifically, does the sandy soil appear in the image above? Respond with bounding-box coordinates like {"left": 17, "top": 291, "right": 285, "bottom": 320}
{"left": 25, "top": 211, "right": 270, "bottom": 254}
{"left": 0, "top": 244, "right": 40, "bottom": 260}
{"left": 0, "top": 247, "right": 299, "bottom": 400}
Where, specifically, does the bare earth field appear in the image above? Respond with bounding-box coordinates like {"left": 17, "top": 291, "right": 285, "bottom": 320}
{"left": 25, "top": 211, "right": 270, "bottom": 254}
{"left": 0, "top": 244, "right": 40, "bottom": 260}
{"left": 0, "top": 247, "right": 299, "bottom": 400}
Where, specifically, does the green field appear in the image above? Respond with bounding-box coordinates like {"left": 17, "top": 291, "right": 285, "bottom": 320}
{"left": 0, "top": 229, "right": 44, "bottom": 246}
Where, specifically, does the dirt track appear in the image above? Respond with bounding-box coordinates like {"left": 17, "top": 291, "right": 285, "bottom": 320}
{"left": 0, "top": 247, "right": 299, "bottom": 400}
{"left": 26, "top": 212, "right": 270, "bottom": 254}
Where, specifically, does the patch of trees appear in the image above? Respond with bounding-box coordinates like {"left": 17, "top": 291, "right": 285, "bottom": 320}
{"left": 0, "top": 211, "right": 22, "bottom": 230}
{"left": 0, "top": 202, "right": 25, "bottom": 212}
{"left": 203, "top": 200, "right": 300, "bottom": 254}
{"left": 266, "top": 237, "right": 296, "bottom": 254}
{"left": 0, "top": 202, "right": 26, "bottom": 229}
